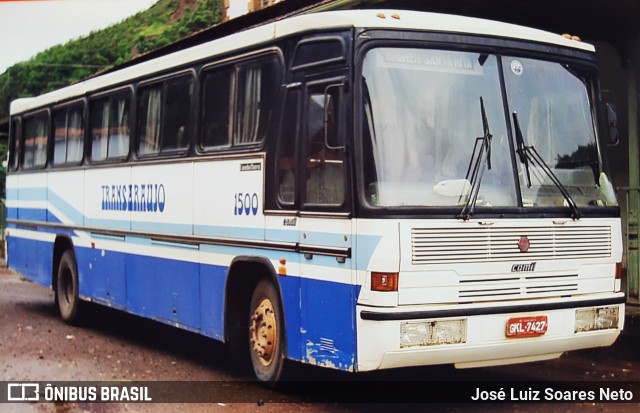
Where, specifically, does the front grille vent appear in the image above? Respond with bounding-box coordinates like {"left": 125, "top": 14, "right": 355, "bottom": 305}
{"left": 411, "top": 225, "right": 611, "bottom": 265}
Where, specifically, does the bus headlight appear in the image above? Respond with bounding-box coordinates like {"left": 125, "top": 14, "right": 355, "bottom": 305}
{"left": 575, "top": 306, "right": 619, "bottom": 333}
{"left": 400, "top": 319, "right": 467, "bottom": 348}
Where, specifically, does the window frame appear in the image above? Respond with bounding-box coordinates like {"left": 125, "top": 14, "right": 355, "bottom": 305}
{"left": 301, "top": 77, "right": 349, "bottom": 210}
{"left": 199, "top": 50, "right": 283, "bottom": 154}
{"left": 21, "top": 110, "right": 50, "bottom": 171}
{"left": 273, "top": 87, "right": 301, "bottom": 209}
{"left": 52, "top": 100, "right": 86, "bottom": 167}
{"left": 88, "top": 87, "right": 133, "bottom": 164}
{"left": 136, "top": 70, "right": 195, "bottom": 158}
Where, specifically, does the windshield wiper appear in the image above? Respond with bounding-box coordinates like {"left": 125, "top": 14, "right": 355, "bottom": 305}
{"left": 512, "top": 111, "right": 581, "bottom": 220}
{"left": 458, "top": 97, "right": 492, "bottom": 220}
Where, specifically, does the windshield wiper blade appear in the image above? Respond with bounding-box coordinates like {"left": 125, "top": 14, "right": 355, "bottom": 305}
{"left": 512, "top": 111, "right": 531, "bottom": 187}
{"left": 512, "top": 111, "right": 581, "bottom": 220}
{"left": 458, "top": 97, "right": 492, "bottom": 220}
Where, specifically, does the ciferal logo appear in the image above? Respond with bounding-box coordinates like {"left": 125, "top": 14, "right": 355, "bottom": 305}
{"left": 7, "top": 383, "right": 40, "bottom": 401}
{"left": 512, "top": 262, "right": 537, "bottom": 272}
{"left": 518, "top": 236, "right": 531, "bottom": 252}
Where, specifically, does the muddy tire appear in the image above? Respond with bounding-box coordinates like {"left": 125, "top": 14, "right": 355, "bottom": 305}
{"left": 56, "top": 250, "right": 83, "bottom": 325}
{"left": 248, "top": 279, "right": 286, "bottom": 384}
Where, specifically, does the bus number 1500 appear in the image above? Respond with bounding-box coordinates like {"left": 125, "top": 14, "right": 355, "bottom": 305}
{"left": 234, "top": 192, "right": 259, "bottom": 216}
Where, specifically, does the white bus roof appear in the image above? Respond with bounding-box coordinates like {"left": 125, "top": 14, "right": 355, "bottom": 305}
{"left": 10, "top": 9, "right": 594, "bottom": 114}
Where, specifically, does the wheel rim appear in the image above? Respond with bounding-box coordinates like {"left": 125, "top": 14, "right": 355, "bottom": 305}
{"left": 250, "top": 297, "right": 278, "bottom": 367}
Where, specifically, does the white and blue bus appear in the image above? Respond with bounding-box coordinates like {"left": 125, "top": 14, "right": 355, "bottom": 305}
{"left": 5, "top": 9, "right": 625, "bottom": 383}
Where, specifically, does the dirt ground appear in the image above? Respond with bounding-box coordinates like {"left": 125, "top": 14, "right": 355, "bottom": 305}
{"left": 1, "top": 264, "right": 639, "bottom": 412}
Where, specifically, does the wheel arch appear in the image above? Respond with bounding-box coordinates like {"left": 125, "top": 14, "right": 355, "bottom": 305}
{"left": 223, "top": 256, "right": 286, "bottom": 352}
{"left": 52, "top": 235, "right": 75, "bottom": 291}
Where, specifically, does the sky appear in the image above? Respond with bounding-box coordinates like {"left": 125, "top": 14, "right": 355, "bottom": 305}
{"left": 0, "top": 0, "right": 159, "bottom": 74}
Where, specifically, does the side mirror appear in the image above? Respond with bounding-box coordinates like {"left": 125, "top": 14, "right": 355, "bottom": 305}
{"left": 606, "top": 103, "right": 619, "bottom": 146}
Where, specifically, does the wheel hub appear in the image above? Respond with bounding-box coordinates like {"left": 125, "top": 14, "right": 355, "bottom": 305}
{"left": 250, "top": 298, "right": 277, "bottom": 366}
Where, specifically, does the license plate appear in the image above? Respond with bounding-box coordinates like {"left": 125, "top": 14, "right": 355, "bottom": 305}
{"left": 506, "top": 315, "right": 548, "bottom": 338}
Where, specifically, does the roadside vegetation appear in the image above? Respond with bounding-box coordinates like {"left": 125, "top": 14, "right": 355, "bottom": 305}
{"left": 0, "top": 0, "right": 222, "bottom": 197}
{"left": 0, "top": 0, "right": 221, "bottom": 119}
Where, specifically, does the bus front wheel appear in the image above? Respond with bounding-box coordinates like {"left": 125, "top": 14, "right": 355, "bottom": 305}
{"left": 56, "top": 250, "right": 83, "bottom": 325}
{"left": 248, "top": 279, "right": 285, "bottom": 384}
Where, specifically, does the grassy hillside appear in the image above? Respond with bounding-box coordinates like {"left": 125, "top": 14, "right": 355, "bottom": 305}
{"left": 0, "top": 0, "right": 222, "bottom": 119}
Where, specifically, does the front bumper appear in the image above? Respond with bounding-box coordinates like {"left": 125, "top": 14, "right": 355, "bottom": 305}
{"left": 356, "top": 294, "right": 625, "bottom": 371}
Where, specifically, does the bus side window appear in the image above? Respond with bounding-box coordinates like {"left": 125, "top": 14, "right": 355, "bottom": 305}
{"left": 161, "top": 76, "right": 192, "bottom": 152}
{"left": 90, "top": 92, "right": 130, "bottom": 162}
{"left": 201, "top": 67, "right": 234, "bottom": 149}
{"left": 235, "top": 58, "right": 280, "bottom": 146}
{"left": 138, "top": 85, "right": 163, "bottom": 155}
{"left": 305, "top": 87, "right": 345, "bottom": 206}
{"left": 201, "top": 56, "right": 281, "bottom": 151}
{"left": 53, "top": 104, "right": 84, "bottom": 166}
{"left": 23, "top": 112, "right": 49, "bottom": 169}
{"left": 138, "top": 75, "right": 193, "bottom": 156}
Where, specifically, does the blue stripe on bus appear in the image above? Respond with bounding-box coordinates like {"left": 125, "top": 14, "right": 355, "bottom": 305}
{"left": 8, "top": 200, "right": 383, "bottom": 272}
{"left": 7, "top": 188, "right": 83, "bottom": 224}
{"left": 48, "top": 190, "right": 84, "bottom": 224}
{"left": 9, "top": 211, "right": 382, "bottom": 273}
{"left": 18, "top": 208, "right": 48, "bottom": 222}
{"left": 6, "top": 207, "right": 18, "bottom": 220}
{"left": 355, "top": 234, "right": 383, "bottom": 270}
{"left": 6, "top": 188, "right": 18, "bottom": 200}
{"left": 12, "top": 187, "right": 47, "bottom": 201}
{"left": 8, "top": 235, "right": 360, "bottom": 370}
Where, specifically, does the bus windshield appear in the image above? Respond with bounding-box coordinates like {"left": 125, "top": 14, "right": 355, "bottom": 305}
{"left": 361, "top": 47, "right": 612, "bottom": 211}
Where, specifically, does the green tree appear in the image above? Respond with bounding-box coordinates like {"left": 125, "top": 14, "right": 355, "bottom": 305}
{"left": 0, "top": 0, "right": 222, "bottom": 119}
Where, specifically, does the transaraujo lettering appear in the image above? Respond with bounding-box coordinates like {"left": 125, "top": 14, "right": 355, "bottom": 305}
{"left": 101, "top": 183, "right": 166, "bottom": 212}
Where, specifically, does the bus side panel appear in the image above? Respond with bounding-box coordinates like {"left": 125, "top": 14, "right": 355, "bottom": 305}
{"left": 6, "top": 234, "right": 50, "bottom": 284}
{"left": 126, "top": 248, "right": 201, "bottom": 330}
{"left": 76, "top": 244, "right": 127, "bottom": 307}
{"left": 18, "top": 173, "right": 47, "bottom": 223}
{"left": 278, "top": 271, "right": 303, "bottom": 362}
{"left": 48, "top": 170, "right": 85, "bottom": 227}
{"left": 299, "top": 275, "right": 359, "bottom": 371}
{"left": 36, "top": 238, "right": 54, "bottom": 286}
{"left": 5, "top": 174, "right": 20, "bottom": 272}
{"left": 130, "top": 163, "right": 193, "bottom": 234}
{"left": 8, "top": 173, "right": 52, "bottom": 283}
{"left": 5, "top": 174, "right": 18, "bottom": 221}
{"left": 5, "top": 234, "right": 26, "bottom": 275}
{"left": 193, "top": 158, "right": 265, "bottom": 241}
{"left": 199, "top": 255, "right": 228, "bottom": 340}
{"left": 84, "top": 167, "right": 131, "bottom": 230}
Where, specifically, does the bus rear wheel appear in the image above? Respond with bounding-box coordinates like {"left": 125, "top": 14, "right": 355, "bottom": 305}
{"left": 248, "top": 279, "right": 285, "bottom": 384}
{"left": 56, "top": 250, "right": 83, "bottom": 325}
